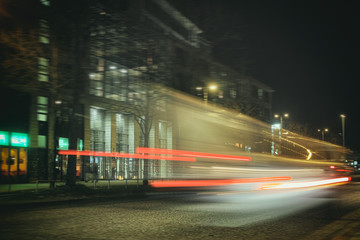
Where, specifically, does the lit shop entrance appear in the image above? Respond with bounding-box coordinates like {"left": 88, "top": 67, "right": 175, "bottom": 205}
{"left": 0, "top": 131, "right": 28, "bottom": 180}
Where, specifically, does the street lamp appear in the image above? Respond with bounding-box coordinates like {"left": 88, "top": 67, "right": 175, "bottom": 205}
{"left": 340, "top": 114, "right": 346, "bottom": 147}
{"left": 273, "top": 113, "right": 288, "bottom": 156}
{"left": 274, "top": 113, "right": 289, "bottom": 129}
{"left": 317, "top": 128, "right": 329, "bottom": 141}
{"left": 196, "top": 85, "right": 217, "bottom": 105}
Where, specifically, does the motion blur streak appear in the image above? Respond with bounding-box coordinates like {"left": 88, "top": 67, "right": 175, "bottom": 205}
{"left": 336, "top": 169, "right": 353, "bottom": 172}
{"left": 58, "top": 150, "right": 196, "bottom": 161}
{"left": 260, "top": 177, "right": 351, "bottom": 190}
{"left": 306, "top": 149, "right": 312, "bottom": 160}
{"left": 210, "top": 166, "right": 321, "bottom": 172}
{"left": 150, "top": 176, "right": 292, "bottom": 188}
{"left": 136, "top": 147, "right": 252, "bottom": 161}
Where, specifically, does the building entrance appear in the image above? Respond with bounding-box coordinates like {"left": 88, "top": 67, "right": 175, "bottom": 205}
{"left": 0, "top": 147, "right": 27, "bottom": 176}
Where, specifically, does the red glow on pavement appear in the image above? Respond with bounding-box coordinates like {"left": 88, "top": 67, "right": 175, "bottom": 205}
{"left": 136, "top": 147, "right": 251, "bottom": 161}
{"left": 58, "top": 150, "right": 196, "bottom": 161}
{"left": 150, "top": 176, "right": 292, "bottom": 188}
{"left": 260, "top": 177, "right": 351, "bottom": 190}
{"left": 336, "top": 169, "right": 353, "bottom": 172}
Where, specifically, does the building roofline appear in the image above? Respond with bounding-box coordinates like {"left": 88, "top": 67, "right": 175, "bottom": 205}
{"left": 152, "top": 0, "right": 202, "bottom": 34}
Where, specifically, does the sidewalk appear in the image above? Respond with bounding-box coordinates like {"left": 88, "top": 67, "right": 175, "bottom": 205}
{"left": 0, "top": 179, "right": 143, "bottom": 193}
{"left": 302, "top": 207, "right": 360, "bottom": 240}
{"left": 0, "top": 179, "right": 147, "bottom": 206}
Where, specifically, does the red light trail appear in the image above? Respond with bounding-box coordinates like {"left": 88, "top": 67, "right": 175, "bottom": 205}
{"left": 260, "top": 177, "right": 351, "bottom": 190}
{"left": 59, "top": 148, "right": 251, "bottom": 162}
{"left": 136, "top": 147, "right": 251, "bottom": 161}
{"left": 58, "top": 150, "right": 196, "bottom": 161}
{"left": 150, "top": 176, "right": 291, "bottom": 188}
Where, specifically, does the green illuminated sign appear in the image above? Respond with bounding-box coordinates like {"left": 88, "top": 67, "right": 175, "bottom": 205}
{"left": 78, "top": 139, "right": 83, "bottom": 151}
{"left": 11, "top": 132, "right": 28, "bottom": 147}
{"left": 58, "top": 137, "right": 69, "bottom": 150}
{"left": 0, "top": 131, "right": 10, "bottom": 146}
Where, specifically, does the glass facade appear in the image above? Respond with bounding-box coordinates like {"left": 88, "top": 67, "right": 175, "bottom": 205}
{"left": 115, "top": 113, "right": 135, "bottom": 180}
{"left": 89, "top": 108, "right": 105, "bottom": 179}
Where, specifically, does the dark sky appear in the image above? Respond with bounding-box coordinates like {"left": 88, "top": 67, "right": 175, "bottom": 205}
{"left": 172, "top": 0, "right": 360, "bottom": 152}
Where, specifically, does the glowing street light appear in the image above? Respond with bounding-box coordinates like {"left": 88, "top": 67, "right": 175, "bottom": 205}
{"left": 340, "top": 114, "right": 346, "bottom": 147}
{"left": 274, "top": 113, "right": 289, "bottom": 129}
{"left": 196, "top": 85, "right": 217, "bottom": 105}
{"left": 317, "top": 128, "right": 329, "bottom": 141}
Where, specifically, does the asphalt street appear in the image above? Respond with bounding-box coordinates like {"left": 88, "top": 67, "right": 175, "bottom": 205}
{"left": 1, "top": 179, "right": 360, "bottom": 240}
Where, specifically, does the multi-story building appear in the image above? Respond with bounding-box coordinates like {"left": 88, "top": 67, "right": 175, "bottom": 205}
{"left": 0, "top": 0, "right": 273, "bottom": 182}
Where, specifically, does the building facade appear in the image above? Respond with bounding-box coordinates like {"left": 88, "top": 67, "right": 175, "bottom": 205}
{"left": 0, "top": 0, "right": 274, "bottom": 182}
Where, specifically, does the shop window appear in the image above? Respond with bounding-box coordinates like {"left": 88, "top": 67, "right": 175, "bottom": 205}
{"left": 90, "top": 108, "right": 105, "bottom": 151}
{"left": 116, "top": 113, "right": 129, "bottom": 153}
{"left": 159, "top": 121, "right": 167, "bottom": 148}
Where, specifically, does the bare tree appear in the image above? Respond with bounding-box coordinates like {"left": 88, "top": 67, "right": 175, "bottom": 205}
{"left": 0, "top": 27, "right": 65, "bottom": 186}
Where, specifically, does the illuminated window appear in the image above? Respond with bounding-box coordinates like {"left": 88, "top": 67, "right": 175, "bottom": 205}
{"left": 158, "top": 121, "right": 172, "bottom": 149}
{"left": 37, "top": 96, "right": 48, "bottom": 121}
{"left": 38, "top": 57, "right": 49, "bottom": 82}
{"left": 39, "top": 19, "right": 50, "bottom": 44}
{"left": 38, "top": 135, "right": 47, "bottom": 148}
{"left": 116, "top": 113, "right": 130, "bottom": 153}
{"left": 90, "top": 108, "right": 105, "bottom": 151}
{"left": 159, "top": 121, "right": 167, "bottom": 148}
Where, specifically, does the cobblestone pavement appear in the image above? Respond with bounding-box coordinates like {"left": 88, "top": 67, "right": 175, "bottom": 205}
{"left": 0, "top": 196, "right": 322, "bottom": 240}
{"left": 0, "top": 178, "right": 359, "bottom": 240}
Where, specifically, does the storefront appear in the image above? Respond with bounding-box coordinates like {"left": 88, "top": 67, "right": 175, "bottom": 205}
{"left": 0, "top": 131, "right": 28, "bottom": 181}
{"left": 55, "top": 137, "right": 83, "bottom": 180}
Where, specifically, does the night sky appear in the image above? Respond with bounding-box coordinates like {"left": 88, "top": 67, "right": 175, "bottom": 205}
{"left": 172, "top": 0, "right": 360, "bottom": 152}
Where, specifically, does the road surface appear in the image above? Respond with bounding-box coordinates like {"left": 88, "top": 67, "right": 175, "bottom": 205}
{"left": 1, "top": 179, "right": 359, "bottom": 240}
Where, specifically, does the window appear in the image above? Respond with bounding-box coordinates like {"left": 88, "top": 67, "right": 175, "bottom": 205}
{"left": 159, "top": 121, "right": 167, "bottom": 148}
{"left": 37, "top": 96, "right": 48, "bottom": 121}
{"left": 90, "top": 108, "right": 105, "bottom": 151}
{"left": 38, "top": 57, "right": 49, "bottom": 82}
{"left": 229, "top": 88, "right": 237, "bottom": 99}
{"left": 38, "top": 135, "right": 47, "bottom": 148}
{"left": 39, "top": 19, "right": 50, "bottom": 44}
{"left": 116, "top": 113, "right": 130, "bottom": 153}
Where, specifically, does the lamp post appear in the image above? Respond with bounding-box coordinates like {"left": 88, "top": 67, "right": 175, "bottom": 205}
{"left": 317, "top": 128, "right": 329, "bottom": 141}
{"left": 340, "top": 114, "right": 346, "bottom": 147}
{"left": 273, "top": 113, "right": 288, "bottom": 156}
{"left": 274, "top": 113, "right": 289, "bottom": 129}
{"left": 196, "top": 85, "right": 217, "bottom": 106}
